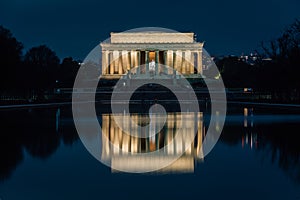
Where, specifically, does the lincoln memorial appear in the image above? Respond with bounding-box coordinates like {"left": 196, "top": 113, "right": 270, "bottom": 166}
{"left": 100, "top": 31, "right": 204, "bottom": 79}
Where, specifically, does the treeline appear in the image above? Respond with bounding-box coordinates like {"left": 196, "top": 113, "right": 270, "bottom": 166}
{"left": 211, "top": 19, "right": 300, "bottom": 99}
{"left": 1, "top": 19, "right": 300, "bottom": 102}
{"left": 0, "top": 25, "right": 80, "bottom": 99}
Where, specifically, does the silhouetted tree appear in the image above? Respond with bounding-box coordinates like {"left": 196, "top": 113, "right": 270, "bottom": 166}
{"left": 23, "top": 45, "right": 60, "bottom": 98}
{"left": 259, "top": 19, "right": 300, "bottom": 90}
{"left": 215, "top": 56, "right": 255, "bottom": 88}
{"left": 58, "top": 57, "right": 80, "bottom": 88}
{"left": 0, "top": 25, "right": 23, "bottom": 91}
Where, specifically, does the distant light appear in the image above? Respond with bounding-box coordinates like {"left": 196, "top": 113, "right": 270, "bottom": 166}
{"left": 262, "top": 58, "right": 272, "bottom": 61}
{"left": 244, "top": 88, "right": 252, "bottom": 93}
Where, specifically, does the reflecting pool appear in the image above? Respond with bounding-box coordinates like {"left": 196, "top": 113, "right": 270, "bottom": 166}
{"left": 0, "top": 104, "right": 300, "bottom": 199}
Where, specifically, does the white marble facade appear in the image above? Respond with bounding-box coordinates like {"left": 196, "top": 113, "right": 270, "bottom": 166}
{"left": 100, "top": 32, "right": 204, "bottom": 78}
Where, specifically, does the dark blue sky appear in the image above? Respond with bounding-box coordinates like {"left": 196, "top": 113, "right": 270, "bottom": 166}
{"left": 1, "top": 0, "right": 299, "bottom": 60}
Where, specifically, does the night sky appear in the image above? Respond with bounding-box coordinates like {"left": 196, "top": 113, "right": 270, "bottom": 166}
{"left": 1, "top": 0, "right": 299, "bottom": 60}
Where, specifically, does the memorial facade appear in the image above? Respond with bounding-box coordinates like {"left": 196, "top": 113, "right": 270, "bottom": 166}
{"left": 100, "top": 32, "right": 204, "bottom": 79}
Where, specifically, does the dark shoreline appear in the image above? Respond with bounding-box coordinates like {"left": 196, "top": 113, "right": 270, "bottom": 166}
{"left": 1, "top": 100, "right": 300, "bottom": 110}
{"left": 1, "top": 86, "right": 300, "bottom": 109}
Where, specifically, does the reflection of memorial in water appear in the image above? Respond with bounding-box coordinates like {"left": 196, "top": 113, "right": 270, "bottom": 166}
{"left": 101, "top": 112, "right": 205, "bottom": 173}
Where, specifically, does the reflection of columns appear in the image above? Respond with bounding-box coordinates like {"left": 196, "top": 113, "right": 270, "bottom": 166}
{"left": 166, "top": 113, "right": 174, "bottom": 154}
{"left": 197, "top": 50, "right": 203, "bottom": 74}
{"left": 109, "top": 51, "right": 114, "bottom": 75}
{"left": 145, "top": 138, "right": 149, "bottom": 152}
{"left": 112, "top": 128, "right": 120, "bottom": 154}
{"left": 154, "top": 114, "right": 159, "bottom": 150}
{"left": 185, "top": 113, "right": 194, "bottom": 154}
{"left": 103, "top": 112, "right": 206, "bottom": 156}
{"left": 101, "top": 115, "right": 110, "bottom": 159}
{"left": 118, "top": 126, "right": 123, "bottom": 148}
{"left": 155, "top": 51, "right": 159, "bottom": 75}
{"left": 196, "top": 112, "right": 203, "bottom": 159}
{"left": 155, "top": 133, "right": 159, "bottom": 151}
{"left": 102, "top": 50, "right": 109, "bottom": 75}
{"left": 145, "top": 51, "right": 149, "bottom": 75}
{"left": 175, "top": 114, "right": 182, "bottom": 154}
{"left": 122, "top": 132, "right": 130, "bottom": 153}
{"left": 131, "top": 136, "right": 138, "bottom": 153}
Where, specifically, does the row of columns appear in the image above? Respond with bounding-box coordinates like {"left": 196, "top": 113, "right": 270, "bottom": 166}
{"left": 102, "top": 50, "right": 139, "bottom": 75}
{"left": 102, "top": 50, "right": 203, "bottom": 75}
{"left": 101, "top": 113, "right": 204, "bottom": 158}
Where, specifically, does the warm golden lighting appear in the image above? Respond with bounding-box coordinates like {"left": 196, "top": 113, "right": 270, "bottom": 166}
{"left": 100, "top": 112, "right": 205, "bottom": 173}
{"left": 100, "top": 31, "right": 204, "bottom": 78}
{"left": 149, "top": 51, "right": 155, "bottom": 61}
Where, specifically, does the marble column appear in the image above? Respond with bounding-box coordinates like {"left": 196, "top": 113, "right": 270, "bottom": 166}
{"left": 165, "top": 50, "right": 169, "bottom": 70}
{"left": 197, "top": 50, "right": 203, "bottom": 74}
{"left": 137, "top": 51, "right": 140, "bottom": 74}
{"left": 122, "top": 50, "right": 130, "bottom": 72}
{"left": 190, "top": 52, "right": 195, "bottom": 74}
{"left": 145, "top": 51, "right": 149, "bottom": 75}
{"left": 182, "top": 51, "right": 186, "bottom": 74}
{"left": 155, "top": 51, "right": 159, "bottom": 75}
{"left": 109, "top": 51, "right": 114, "bottom": 75}
{"left": 118, "top": 51, "right": 123, "bottom": 74}
{"left": 130, "top": 50, "right": 136, "bottom": 74}
{"left": 185, "top": 50, "right": 192, "bottom": 74}
{"left": 175, "top": 50, "right": 182, "bottom": 73}
{"left": 113, "top": 50, "right": 119, "bottom": 74}
{"left": 173, "top": 51, "right": 177, "bottom": 76}
{"left": 126, "top": 51, "right": 131, "bottom": 71}
{"left": 163, "top": 51, "right": 167, "bottom": 74}
{"left": 102, "top": 50, "right": 109, "bottom": 75}
{"left": 167, "top": 50, "right": 173, "bottom": 75}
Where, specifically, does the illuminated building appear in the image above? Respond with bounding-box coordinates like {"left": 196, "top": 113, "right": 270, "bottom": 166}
{"left": 100, "top": 32, "right": 204, "bottom": 79}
